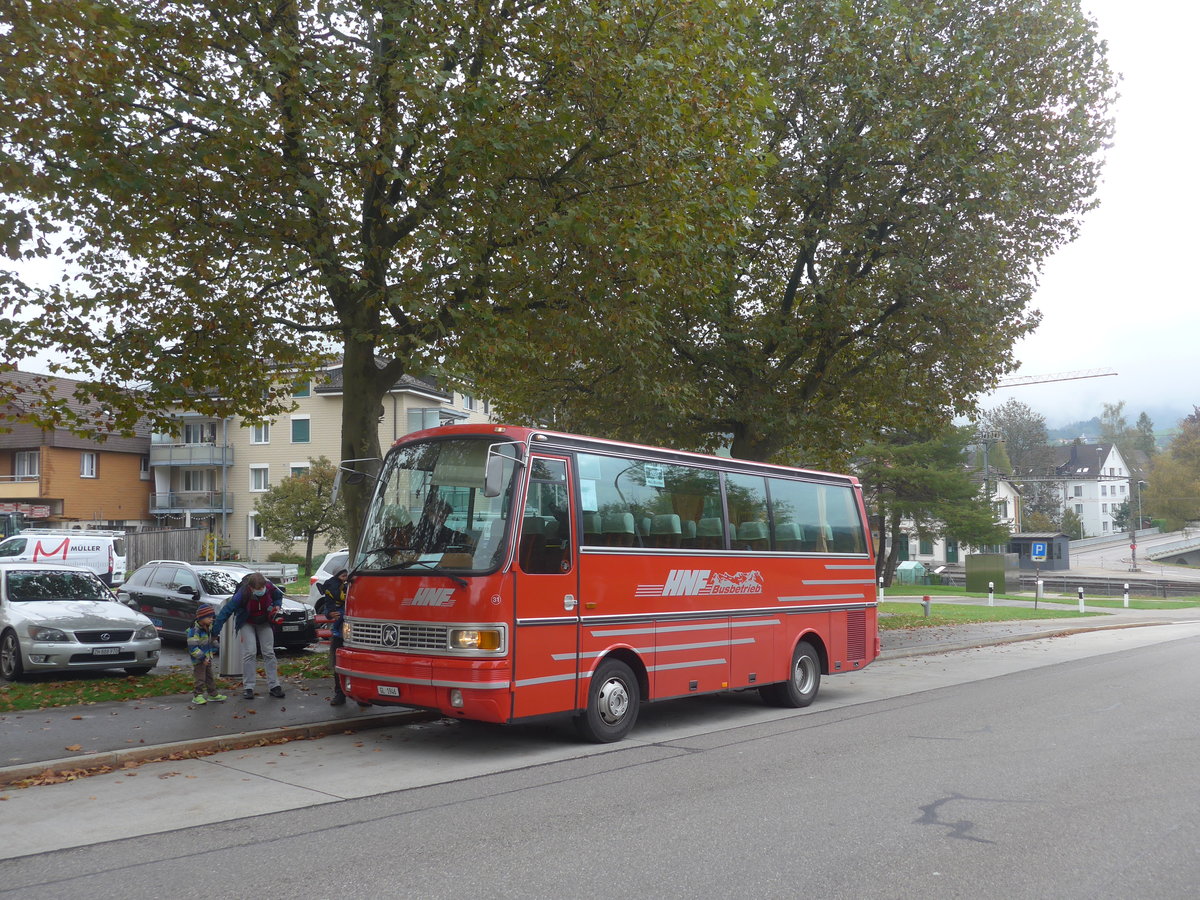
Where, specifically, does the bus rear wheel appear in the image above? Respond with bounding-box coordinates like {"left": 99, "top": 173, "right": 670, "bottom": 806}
{"left": 760, "top": 640, "right": 820, "bottom": 708}
{"left": 576, "top": 658, "right": 640, "bottom": 743}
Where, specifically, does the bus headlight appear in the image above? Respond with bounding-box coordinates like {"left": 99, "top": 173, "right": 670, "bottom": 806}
{"left": 449, "top": 628, "right": 503, "bottom": 651}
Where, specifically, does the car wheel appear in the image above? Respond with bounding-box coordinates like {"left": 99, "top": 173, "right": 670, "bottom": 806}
{"left": 1, "top": 630, "right": 24, "bottom": 682}
{"left": 575, "top": 658, "right": 640, "bottom": 743}
{"left": 124, "top": 665, "right": 154, "bottom": 676}
{"left": 759, "top": 640, "right": 821, "bottom": 708}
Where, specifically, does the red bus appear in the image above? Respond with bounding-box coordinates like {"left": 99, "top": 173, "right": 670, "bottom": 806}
{"left": 337, "top": 424, "right": 878, "bottom": 741}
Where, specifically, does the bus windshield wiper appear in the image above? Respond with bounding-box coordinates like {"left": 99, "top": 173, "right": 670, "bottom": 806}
{"left": 393, "top": 559, "right": 468, "bottom": 588}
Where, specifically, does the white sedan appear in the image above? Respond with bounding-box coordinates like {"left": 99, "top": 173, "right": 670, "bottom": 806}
{"left": 0, "top": 561, "right": 161, "bottom": 681}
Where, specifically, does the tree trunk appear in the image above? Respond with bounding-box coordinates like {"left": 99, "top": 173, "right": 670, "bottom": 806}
{"left": 339, "top": 338, "right": 394, "bottom": 555}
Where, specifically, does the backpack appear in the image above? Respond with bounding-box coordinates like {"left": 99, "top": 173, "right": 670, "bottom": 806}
{"left": 243, "top": 578, "right": 272, "bottom": 624}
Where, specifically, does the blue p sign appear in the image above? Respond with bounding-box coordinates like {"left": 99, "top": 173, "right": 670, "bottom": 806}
{"left": 1031, "top": 541, "right": 1047, "bottom": 562}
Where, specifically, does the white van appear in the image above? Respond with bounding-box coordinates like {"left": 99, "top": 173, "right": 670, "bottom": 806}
{"left": 0, "top": 530, "right": 127, "bottom": 586}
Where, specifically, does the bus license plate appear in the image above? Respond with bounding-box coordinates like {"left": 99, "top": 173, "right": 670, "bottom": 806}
{"left": 377, "top": 685, "right": 399, "bottom": 697}
{"left": 93, "top": 647, "right": 121, "bottom": 656}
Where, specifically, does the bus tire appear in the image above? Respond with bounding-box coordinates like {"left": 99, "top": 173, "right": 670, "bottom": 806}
{"left": 576, "top": 658, "right": 640, "bottom": 743}
{"left": 759, "top": 640, "right": 820, "bottom": 708}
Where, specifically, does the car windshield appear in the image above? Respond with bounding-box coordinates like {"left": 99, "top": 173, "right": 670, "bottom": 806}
{"left": 197, "top": 568, "right": 245, "bottom": 595}
{"left": 6, "top": 570, "right": 111, "bottom": 601}
{"left": 356, "top": 437, "right": 519, "bottom": 574}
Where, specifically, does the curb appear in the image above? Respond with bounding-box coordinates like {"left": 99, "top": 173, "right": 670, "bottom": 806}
{"left": 0, "top": 708, "right": 436, "bottom": 789}
{"left": 878, "top": 619, "right": 1174, "bottom": 660}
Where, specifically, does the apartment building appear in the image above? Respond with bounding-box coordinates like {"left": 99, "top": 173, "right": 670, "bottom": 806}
{"left": 0, "top": 371, "right": 152, "bottom": 528}
{"left": 148, "top": 363, "right": 491, "bottom": 561}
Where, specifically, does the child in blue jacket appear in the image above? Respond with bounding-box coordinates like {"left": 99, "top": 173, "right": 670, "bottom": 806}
{"left": 186, "top": 604, "right": 226, "bottom": 705}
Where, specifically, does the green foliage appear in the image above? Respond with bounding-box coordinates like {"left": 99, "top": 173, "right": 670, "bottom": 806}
{"left": 979, "top": 400, "right": 1052, "bottom": 474}
{"left": 1144, "top": 411, "right": 1200, "bottom": 530}
{"left": 253, "top": 456, "right": 346, "bottom": 573}
{"left": 0, "top": 0, "right": 767, "bottom": 548}
{"left": 1060, "top": 508, "right": 1084, "bottom": 539}
{"left": 472, "top": 0, "right": 1116, "bottom": 467}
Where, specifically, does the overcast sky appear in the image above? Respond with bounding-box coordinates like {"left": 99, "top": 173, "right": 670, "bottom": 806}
{"left": 12, "top": 2, "right": 1193, "bottom": 432}
{"left": 978, "top": 0, "right": 1199, "bottom": 429}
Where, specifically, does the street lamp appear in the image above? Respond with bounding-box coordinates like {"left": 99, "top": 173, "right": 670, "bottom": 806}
{"left": 1130, "top": 480, "right": 1148, "bottom": 572}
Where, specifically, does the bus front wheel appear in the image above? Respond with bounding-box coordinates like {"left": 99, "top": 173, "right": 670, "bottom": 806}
{"left": 576, "top": 658, "right": 640, "bottom": 743}
{"left": 760, "top": 640, "right": 820, "bottom": 708}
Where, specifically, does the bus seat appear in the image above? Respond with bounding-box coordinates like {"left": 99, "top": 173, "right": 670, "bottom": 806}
{"left": 649, "top": 514, "right": 682, "bottom": 548}
{"left": 697, "top": 517, "right": 724, "bottom": 549}
{"left": 602, "top": 512, "right": 636, "bottom": 547}
{"left": 681, "top": 519, "right": 698, "bottom": 548}
{"left": 519, "top": 516, "right": 554, "bottom": 570}
{"left": 774, "top": 522, "right": 803, "bottom": 551}
{"left": 582, "top": 512, "right": 603, "bottom": 547}
{"left": 735, "top": 520, "right": 768, "bottom": 550}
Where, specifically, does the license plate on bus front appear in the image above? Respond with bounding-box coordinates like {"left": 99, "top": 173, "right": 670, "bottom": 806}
{"left": 92, "top": 647, "right": 121, "bottom": 656}
{"left": 377, "top": 685, "right": 399, "bottom": 697}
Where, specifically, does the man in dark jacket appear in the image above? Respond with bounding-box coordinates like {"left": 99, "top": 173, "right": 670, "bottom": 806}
{"left": 319, "top": 569, "right": 366, "bottom": 707}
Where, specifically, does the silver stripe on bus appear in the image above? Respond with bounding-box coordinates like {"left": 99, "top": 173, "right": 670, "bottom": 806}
{"left": 571, "top": 602, "right": 874, "bottom": 626}
{"left": 515, "top": 616, "right": 582, "bottom": 627}
{"left": 803, "top": 578, "right": 877, "bottom": 585}
{"left": 552, "top": 636, "right": 755, "bottom": 661}
{"left": 823, "top": 563, "right": 878, "bottom": 570}
{"left": 777, "top": 594, "right": 865, "bottom": 603}
{"left": 514, "top": 672, "right": 580, "bottom": 688}
{"left": 588, "top": 618, "right": 780, "bottom": 637}
{"left": 648, "top": 658, "right": 727, "bottom": 673}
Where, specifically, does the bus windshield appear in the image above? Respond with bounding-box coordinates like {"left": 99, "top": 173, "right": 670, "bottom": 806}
{"left": 355, "top": 437, "right": 519, "bottom": 575}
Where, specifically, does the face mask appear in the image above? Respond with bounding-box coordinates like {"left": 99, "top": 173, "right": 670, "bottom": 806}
{"left": 252, "top": 588, "right": 267, "bottom": 597}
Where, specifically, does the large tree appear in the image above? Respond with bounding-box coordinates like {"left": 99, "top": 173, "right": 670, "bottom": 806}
{"left": 471, "top": 0, "right": 1115, "bottom": 467}
{"left": 1144, "top": 408, "right": 1200, "bottom": 531}
{"left": 0, "top": 0, "right": 764, "bottom": 543}
{"left": 978, "top": 400, "right": 1052, "bottom": 475}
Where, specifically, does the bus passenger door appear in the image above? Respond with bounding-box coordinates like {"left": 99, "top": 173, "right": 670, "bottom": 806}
{"left": 511, "top": 455, "right": 580, "bottom": 719}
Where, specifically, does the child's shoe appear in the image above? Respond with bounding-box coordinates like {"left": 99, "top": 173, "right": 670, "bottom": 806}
{"left": 192, "top": 694, "right": 207, "bottom": 705}
{"left": 207, "top": 693, "right": 227, "bottom": 702}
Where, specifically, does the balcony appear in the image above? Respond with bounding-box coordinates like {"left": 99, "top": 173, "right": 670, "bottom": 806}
{"left": 151, "top": 491, "right": 234, "bottom": 514}
{"left": 149, "top": 443, "right": 234, "bottom": 467}
{"left": 0, "top": 476, "right": 42, "bottom": 500}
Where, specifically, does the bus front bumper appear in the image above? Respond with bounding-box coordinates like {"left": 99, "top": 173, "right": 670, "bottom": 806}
{"left": 335, "top": 646, "right": 511, "bottom": 723}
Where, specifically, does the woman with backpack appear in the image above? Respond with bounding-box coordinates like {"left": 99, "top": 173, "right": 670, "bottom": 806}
{"left": 212, "top": 571, "right": 285, "bottom": 700}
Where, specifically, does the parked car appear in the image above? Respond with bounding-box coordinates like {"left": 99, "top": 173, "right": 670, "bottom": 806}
{"left": 0, "top": 561, "right": 161, "bottom": 681}
{"left": 116, "top": 561, "right": 316, "bottom": 650}
{"left": 306, "top": 549, "right": 350, "bottom": 604}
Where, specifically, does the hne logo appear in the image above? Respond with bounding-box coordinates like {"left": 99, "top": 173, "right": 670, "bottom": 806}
{"left": 637, "top": 569, "right": 764, "bottom": 598}
{"left": 404, "top": 587, "right": 457, "bottom": 607}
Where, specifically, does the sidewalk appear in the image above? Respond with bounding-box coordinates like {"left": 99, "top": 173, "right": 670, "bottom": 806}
{"left": 1, "top": 602, "right": 1192, "bottom": 787}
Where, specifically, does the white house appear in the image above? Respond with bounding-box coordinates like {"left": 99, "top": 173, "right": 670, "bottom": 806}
{"left": 1052, "top": 441, "right": 1131, "bottom": 538}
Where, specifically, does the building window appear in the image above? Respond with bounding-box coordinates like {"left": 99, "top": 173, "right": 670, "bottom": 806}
{"left": 182, "top": 469, "right": 215, "bottom": 492}
{"left": 919, "top": 537, "right": 933, "bottom": 555}
{"left": 1100, "top": 485, "right": 1107, "bottom": 496}
{"left": 1120, "top": 484, "right": 1126, "bottom": 494}
{"left": 80, "top": 452, "right": 98, "bottom": 478}
{"left": 1102, "top": 521, "right": 1110, "bottom": 533}
{"left": 293, "top": 379, "right": 310, "bottom": 398}
{"left": 1073, "top": 485, "right": 1082, "bottom": 498}
{"left": 249, "top": 513, "right": 265, "bottom": 540}
{"left": 14, "top": 451, "right": 39, "bottom": 480}
{"left": 462, "top": 393, "right": 476, "bottom": 411}
{"left": 1074, "top": 503, "right": 1083, "bottom": 515}
{"left": 407, "top": 407, "right": 441, "bottom": 433}
{"left": 183, "top": 422, "right": 217, "bottom": 444}
{"left": 250, "top": 465, "right": 269, "bottom": 492}
{"left": 1102, "top": 503, "right": 1108, "bottom": 513}
{"left": 140, "top": 455, "right": 150, "bottom": 479}
{"left": 251, "top": 423, "right": 270, "bottom": 444}
{"left": 291, "top": 416, "right": 310, "bottom": 443}
{"left": 290, "top": 464, "right": 309, "bottom": 477}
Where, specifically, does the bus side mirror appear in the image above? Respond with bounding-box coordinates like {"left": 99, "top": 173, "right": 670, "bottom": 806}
{"left": 332, "top": 458, "right": 381, "bottom": 504}
{"left": 484, "top": 454, "right": 505, "bottom": 498}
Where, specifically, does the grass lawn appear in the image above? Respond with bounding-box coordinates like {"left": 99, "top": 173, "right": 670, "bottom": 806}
{"left": 0, "top": 652, "right": 330, "bottom": 714}
{"left": 879, "top": 601, "right": 1104, "bottom": 630}
{"left": 883, "top": 584, "right": 1200, "bottom": 611}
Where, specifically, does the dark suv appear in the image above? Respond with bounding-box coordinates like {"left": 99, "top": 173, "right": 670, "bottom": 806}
{"left": 116, "top": 561, "right": 316, "bottom": 650}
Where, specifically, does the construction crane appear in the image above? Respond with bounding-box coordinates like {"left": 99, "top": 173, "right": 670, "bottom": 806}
{"left": 995, "top": 368, "right": 1117, "bottom": 388}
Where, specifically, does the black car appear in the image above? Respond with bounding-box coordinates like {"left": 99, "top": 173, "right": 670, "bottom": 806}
{"left": 116, "top": 561, "right": 316, "bottom": 650}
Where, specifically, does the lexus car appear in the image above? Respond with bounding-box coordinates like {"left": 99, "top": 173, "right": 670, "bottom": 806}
{"left": 116, "top": 561, "right": 316, "bottom": 650}
{"left": 0, "top": 561, "right": 161, "bottom": 681}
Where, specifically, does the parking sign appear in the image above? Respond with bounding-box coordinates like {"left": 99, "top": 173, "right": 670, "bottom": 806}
{"left": 1031, "top": 541, "right": 1047, "bottom": 562}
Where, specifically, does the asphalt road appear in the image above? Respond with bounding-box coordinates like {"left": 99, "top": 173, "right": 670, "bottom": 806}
{"left": 3, "top": 621, "right": 1198, "bottom": 898}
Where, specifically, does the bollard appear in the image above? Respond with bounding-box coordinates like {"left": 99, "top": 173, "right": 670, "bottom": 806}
{"left": 988, "top": 581, "right": 995, "bottom": 607}
{"left": 922, "top": 595, "right": 931, "bottom": 617}
{"left": 1035, "top": 578, "right": 1044, "bottom": 610}
{"left": 1077, "top": 586, "right": 1085, "bottom": 613}
{"left": 878, "top": 576, "right": 884, "bottom": 601}
{"left": 1123, "top": 583, "right": 1130, "bottom": 608}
